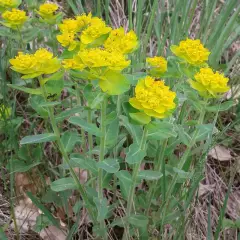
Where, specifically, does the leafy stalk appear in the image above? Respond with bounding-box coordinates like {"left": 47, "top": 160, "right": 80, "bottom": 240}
{"left": 39, "top": 77, "right": 96, "bottom": 223}
{"left": 123, "top": 127, "right": 148, "bottom": 240}
{"left": 98, "top": 95, "right": 108, "bottom": 239}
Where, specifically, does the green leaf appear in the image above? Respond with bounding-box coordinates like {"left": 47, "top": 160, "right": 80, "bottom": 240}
{"left": 34, "top": 215, "right": 52, "bottom": 232}
{"left": 105, "top": 119, "right": 119, "bottom": 148}
{"left": 69, "top": 117, "right": 102, "bottom": 137}
{"left": 26, "top": 192, "right": 60, "bottom": 227}
{"left": 147, "top": 122, "right": 177, "bottom": 140}
{"left": 90, "top": 92, "right": 106, "bottom": 109}
{"left": 97, "top": 158, "right": 120, "bottom": 173}
{"left": 39, "top": 101, "right": 61, "bottom": 107}
{"left": 51, "top": 177, "right": 77, "bottom": 192}
{"left": 55, "top": 106, "right": 83, "bottom": 122}
{"left": 128, "top": 214, "right": 149, "bottom": 228}
{"left": 195, "top": 124, "right": 214, "bottom": 141}
{"left": 29, "top": 95, "right": 48, "bottom": 118}
{"left": 206, "top": 100, "right": 233, "bottom": 112}
{"left": 115, "top": 170, "right": 132, "bottom": 200}
{"left": 61, "top": 131, "right": 80, "bottom": 153}
{"left": 20, "top": 133, "right": 57, "bottom": 145}
{"left": 93, "top": 197, "right": 109, "bottom": 221}
{"left": 45, "top": 78, "right": 64, "bottom": 97}
{"left": 99, "top": 70, "right": 130, "bottom": 95}
{"left": 71, "top": 156, "right": 98, "bottom": 174}
{"left": 7, "top": 84, "right": 42, "bottom": 95}
{"left": 7, "top": 159, "right": 41, "bottom": 173}
{"left": 126, "top": 143, "right": 146, "bottom": 164}
{"left": 165, "top": 165, "right": 193, "bottom": 179}
{"left": 41, "top": 70, "right": 64, "bottom": 85}
{"left": 129, "top": 112, "right": 151, "bottom": 125}
{"left": 138, "top": 170, "right": 163, "bottom": 181}
{"left": 120, "top": 115, "right": 142, "bottom": 145}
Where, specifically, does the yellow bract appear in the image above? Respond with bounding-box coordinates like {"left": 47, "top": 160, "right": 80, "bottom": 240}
{"left": 104, "top": 27, "right": 138, "bottom": 54}
{"left": 129, "top": 76, "right": 176, "bottom": 119}
{"left": 78, "top": 48, "right": 130, "bottom": 71}
{"left": 171, "top": 39, "right": 210, "bottom": 65}
{"left": 57, "top": 32, "right": 77, "bottom": 51}
{"left": 57, "top": 13, "right": 92, "bottom": 50}
{"left": 1, "top": 8, "right": 28, "bottom": 29}
{"left": 76, "top": 12, "right": 92, "bottom": 29}
{"left": 0, "top": 0, "right": 20, "bottom": 12}
{"left": 59, "top": 18, "right": 80, "bottom": 33}
{"left": 62, "top": 58, "right": 85, "bottom": 71}
{"left": 10, "top": 48, "right": 61, "bottom": 79}
{"left": 37, "top": 2, "right": 58, "bottom": 20}
{"left": 146, "top": 56, "right": 167, "bottom": 76}
{"left": 80, "top": 17, "right": 112, "bottom": 45}
{"left": 189, "top": 68, "right": 230, "bottom": 98}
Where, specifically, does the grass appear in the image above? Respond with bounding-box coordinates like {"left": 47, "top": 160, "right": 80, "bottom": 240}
{"left": 0, "top": 0, "right": 239, "bottom": 239}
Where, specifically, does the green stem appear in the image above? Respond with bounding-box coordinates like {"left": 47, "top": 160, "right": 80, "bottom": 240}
{"left": 17, "top": 27, "right": 24, "bottom": 50}
{"left": 98, "top": 95, "right": 108, "bottom": 239}
{"left": 123, "top": 127, "right": 148, "bottom": 240}
{"left": 145, "top": 139, "right": 168, "bottom": 215}
{"left": 39, "top": 77, "right": 96, "bottom": 223}
{"left": 159, "top": 102, "right": 207, "bottom": 235}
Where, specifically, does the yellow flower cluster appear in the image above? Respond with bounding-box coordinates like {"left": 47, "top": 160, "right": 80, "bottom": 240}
{"left": 10, "top": 48, "right": 61, "bottom": 79}
{"left": 189, "top": 68, "right": 230, "bottom": 98}
{"left": 62, "top": 58, "right": 85, "bottom": 71}
{"left": 171, "top": 39, "right": 210, "bottom": 65}
{"left": 104, "top": 27, "right": 138, "bottom": 54}
{"left": 0, "top": 0, "right": 21, "bottom": 12}
{"left": 77, "top": 48, "right": 130, "bottom": 71}
{"left": 1, "top": 8, "right": 27, "bottom": 29}
{"left": 36, "top": 2, "right": 58, "bottom": 20}
{"left": 146, "top": 56, "right": 167, "bottom": 77}
{"left": 129, "top": 76, "right": 176, "bottom": 118}
{"left": 57, "top": 13, "right": 92, "bottom": 50}
{"left": 80, "top": 17, "right": 112, "bottom": 45}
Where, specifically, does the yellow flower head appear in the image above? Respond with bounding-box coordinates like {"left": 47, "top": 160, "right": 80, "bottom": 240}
{"left": 80, "top": 17, "right": 112, "bottom": 45}
{"left": 76, "top": 12, "right": 92, "bottom": 29}
{"left": 37, "top": 2, "right": 58, "bottom": 20}
{"left": 0, "top": 0, "right": 21, "bottom": 12}
{"left": 62, "top": 58, "right": 85, "bottom": 71}
{"left": 10, "top": 48, "right": 61, "bottom": 78}
{"left": 129, "top": 76, "right": 176, "bottom": 118}
{"left": 59, "top": 18, "right": 80, "bottom": 33}
{"left": 57, "top": 32, "right": 77, "bottom": 51}
{"left": 146, "top": 56, "right": 167, "bottom": 76}
{"left": 9, "top": 52, "right": 38, "bottom": 74}
{"left": 104, "top": 27, "right": 138, "bottom": 54}
{"left": 171, "top": 39, "right": 210, "bottom": 65}
{"left": 78, "top": 48, "right": 130, "bottom": 71}
{"left": 2, "top": 8, "right": 28, "bottom": 29}
{"left": 0, "top": 104, "right": 11, "bottom": 119}
{"left": 189, "top": 67, "right": 230, "bottom": 98}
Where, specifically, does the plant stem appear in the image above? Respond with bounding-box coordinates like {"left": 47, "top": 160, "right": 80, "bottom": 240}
{"left": 159, "top": 102, "right": 207, "bottom": 236}
{"left": 17, "top": 27, "right": 24, "bottom": 50}
{"left": 98, "top": 95, "right": 108, "bottom": 239}
{"left": 123, "top": 127, "right": 148, "bottom": 240}
{"left": 97, "top": 0, "right": 102, "bottom": 17}
{"left": 39, "top": 77, "right": 96, "bottom": 223}
{"left": 145, "top": 138, "right": 168, "bottom": 215}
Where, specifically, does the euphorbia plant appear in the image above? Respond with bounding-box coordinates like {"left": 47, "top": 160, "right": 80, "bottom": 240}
{"left": 5, "top": 2, "right": 232, "bottom": 239}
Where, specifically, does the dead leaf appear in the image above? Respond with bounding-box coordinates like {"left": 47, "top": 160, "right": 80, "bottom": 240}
{"left": 225, "top": 85, "right": 240, "bottom": 100}
{"left": 13, "top": 198, "right": 39, "bottom": 233}
{"left": 198, "top": 183, "right": 215, "bottom": 197}
{"left": 208, "top": 145, "right": 232, "bottom": 161}
{"left": 39, "top": 226, "right": 67, "bottom": 240}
